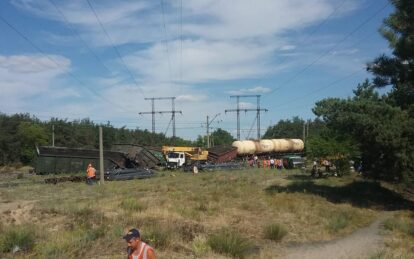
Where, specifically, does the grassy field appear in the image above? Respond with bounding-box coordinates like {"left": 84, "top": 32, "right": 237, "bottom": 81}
{"left": 0, "top": 168, "right": 412, "bottom": 258}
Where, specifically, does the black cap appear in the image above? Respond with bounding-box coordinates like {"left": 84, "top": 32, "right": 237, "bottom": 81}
{"left": 123, "top": 228, "right": 140, "bottom": 241}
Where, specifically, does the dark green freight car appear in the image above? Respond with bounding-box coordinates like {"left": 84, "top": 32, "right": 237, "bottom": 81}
{"left": 34, "top": 146, "right": 126, "bottom": 175}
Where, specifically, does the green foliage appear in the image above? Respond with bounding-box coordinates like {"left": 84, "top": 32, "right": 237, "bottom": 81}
{"left": 191, "top": 235, "right": 211, "bottom": 256}
{"left": 142, "top": 223, "right": 173, "bottom": 249}
{"left": 367, "top": 0, "right": 414, "bottom": 109}
{"left": 263, "top": 223, "right": 287, "bottom": 242}
{"left": 263, "top": 116, "right": 305, "bottom": 139}
{"left": 327, "top": 211, "right": 349, "bottom": 233}
{"left": 313, "top": 81, "right": 414, "bottom": 183}
{"left": 210, "top": 128, "right": 235, "bottom": 146}
{"left": 0, "top": 224, "right": 36, "bottom": 253}
{"left": 208, "top": 227, "right": 252, "bottom": 258}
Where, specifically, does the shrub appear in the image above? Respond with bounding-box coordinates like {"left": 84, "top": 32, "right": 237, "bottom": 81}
{"left": 208, "top": 227, "right": 251, "bottom": 258}
{"left": 120, "top": 198, "right": 147, "bottom": 212}
{"left": 142, "top": 224, "right": 173, "bottom": 249}
{"left": 191, "top": 235, "right": 211, "bottom": 256}
{"left": 0, "top": 224, "right": 35, "bottom": 253}
{"left": 263, "top": 223, "right": 287, "bottom": 242}
{"left": 328, "top": 211, "right": 349, "bottom": 233}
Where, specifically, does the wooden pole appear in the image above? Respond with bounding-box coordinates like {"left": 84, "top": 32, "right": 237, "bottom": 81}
{"left": 99, "top": 126, "right": 104, "bottom": 185}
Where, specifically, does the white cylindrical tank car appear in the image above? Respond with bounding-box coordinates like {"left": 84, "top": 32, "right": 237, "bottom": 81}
{"left": 232, "top": 139, "right": 304, "bottom": 155}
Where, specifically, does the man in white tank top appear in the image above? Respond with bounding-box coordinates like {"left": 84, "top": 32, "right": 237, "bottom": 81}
{"left": 123, "top": 228, "right": 156, "bottom": 259}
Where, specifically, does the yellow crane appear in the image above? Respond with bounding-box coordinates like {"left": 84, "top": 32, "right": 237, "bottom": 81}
{"left": 161, "top": 146, "right": 208, "bottom": 169}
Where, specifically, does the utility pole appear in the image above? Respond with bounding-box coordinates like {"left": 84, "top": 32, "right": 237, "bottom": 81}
{"left": 225, "top": 95, "right": 268, "bottom": 140}
{"left": 139, "top": 97, "right": 182, "bottom": 138}
{"left": 99, "top": 126, "right": 104, "bottom": 185}
{"left": 303, "top": 121, "right": 306, "bottom": 143}
{"left": 206, "top": 113, "right": 220, "bottom": 148}
{"left": 52, "top": 125, "right": 55, "bottom": 147}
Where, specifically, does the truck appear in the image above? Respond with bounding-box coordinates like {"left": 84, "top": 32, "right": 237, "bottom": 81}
{"left": 161, "top": 146, "right": 208, "bottom": 172}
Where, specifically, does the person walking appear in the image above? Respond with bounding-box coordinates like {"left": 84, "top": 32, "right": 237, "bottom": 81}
{"left": 123, "top": 228, "right": 156, "bottom": 259}
{"left": 86, "top": 163, "right": 96, "bottom": 185}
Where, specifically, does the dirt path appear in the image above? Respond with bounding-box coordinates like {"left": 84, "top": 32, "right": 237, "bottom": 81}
{"left": 282, "top": 212, "right": 393, "bottom": 259}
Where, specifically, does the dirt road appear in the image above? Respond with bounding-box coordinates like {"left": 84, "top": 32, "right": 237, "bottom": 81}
{"left": 282, "top": 212, "right": 393, "bottom": 259}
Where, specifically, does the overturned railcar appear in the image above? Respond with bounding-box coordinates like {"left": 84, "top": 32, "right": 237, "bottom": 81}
{"left": 34, "top": 145, "right": 160, "bottom": 174}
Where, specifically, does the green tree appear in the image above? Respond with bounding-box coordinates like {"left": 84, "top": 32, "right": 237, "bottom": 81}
{"left": 313, "top": 81, "right": 414, "bottom": 183}
{"left": 17, "top": 122, "right": 48, "bottom": 164}
{"left": 210, "top": 128, "right": 235, "bottom": 146}
{"left": 367, "top": 0, "right": 414, "bottom": 109}
{"left": 263, "top": 116, "right": 305, "bottom": 139}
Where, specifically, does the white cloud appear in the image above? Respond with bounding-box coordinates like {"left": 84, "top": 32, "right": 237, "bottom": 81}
{"left": 0, "top": 54, "right": 70, "bottom": 94}
{"left": 229, "top": 86, "right": 271, "bottom": 95}
{"left": 176, "top": 94, "right": 207, "bottom": 102}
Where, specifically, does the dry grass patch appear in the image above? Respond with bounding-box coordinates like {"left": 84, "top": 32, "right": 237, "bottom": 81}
{"left": 380, "top": 211, "right": 414, "bottom": 258}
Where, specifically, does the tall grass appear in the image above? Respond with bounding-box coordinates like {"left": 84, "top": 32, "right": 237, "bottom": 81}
{"left": 0, "top": 224, "right": 35, "bottom": 253}
{"left": 208, "top": 227, "right": 252, "bottom": 258}
{"left": 263, "top": 223, "right": 287, "bottom": 242}
{"left": 383, "top": 217, "right": 414, "bottom": 237}
{"left": 119, "top": 197, "right": 147, "bottom": 212}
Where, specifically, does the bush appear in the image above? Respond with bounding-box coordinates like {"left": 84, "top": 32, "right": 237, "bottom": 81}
{"left": 263, "top": 223, "right": 287, "bottom": 242}
{"left": 328, "top": 211, "right": 349, "bottom": 233}
{"left": 142, "top": 224, "right": 173, "bottom": 249}
{"left": 120, "top": 198, "right": 147, "bottom": 212}
{"left": 191, "top": 235, "right": 211, "bottom": 257}
{"left": 0, "top": 224, "right": 35, "bottom": 253}
{"left": 208, "top": 227, "right": 251, "bottom": 258}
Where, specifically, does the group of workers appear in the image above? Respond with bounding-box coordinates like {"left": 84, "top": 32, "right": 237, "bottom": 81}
{"left": 248, "top": 155, "right": 285, "bottom": 169}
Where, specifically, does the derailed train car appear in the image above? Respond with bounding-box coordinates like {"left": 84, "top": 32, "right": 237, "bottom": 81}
{"left": 34, "top": 145, "right": 160, "bottom": 175}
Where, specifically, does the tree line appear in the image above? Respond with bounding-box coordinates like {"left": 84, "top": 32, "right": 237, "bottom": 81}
{"left": 0, "top": 113, "right": 194, "bottom": 165}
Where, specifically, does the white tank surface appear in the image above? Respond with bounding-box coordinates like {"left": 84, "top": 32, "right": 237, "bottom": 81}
{"left": 232, "top": 141, "right": 243, "bottom": 154}
{"left": 272, "top": 139, "right": 292, "bottom": 152}
{"left": 291, "top": 139, "right": 304, "bottom": 151}
{"left": 232, "top": 140, "right": 256, "bottom": 154}
{"left": 242, "top": 140, "right": 256, "bottom": 154}
{"left": 257, "top": 139, "right": 274, "bottom": 153}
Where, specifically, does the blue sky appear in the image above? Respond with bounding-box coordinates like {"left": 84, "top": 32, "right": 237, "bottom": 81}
{"left": 0, "top": 0, "right": 393, "bottom": 140}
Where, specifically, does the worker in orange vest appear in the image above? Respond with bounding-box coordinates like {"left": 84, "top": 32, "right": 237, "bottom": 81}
{"left": 86, "top": 163, "right": 96, "bottom": 185}
{"left": 124, "top": 228, "right": 156, "bottom": 259}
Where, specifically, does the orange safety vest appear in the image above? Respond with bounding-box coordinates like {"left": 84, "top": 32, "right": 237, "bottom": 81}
{"left": 128, "top": 242, "right": 155, "bottom": 259}
{"left": 87, "top": 167, "right": 96, "bottom": 178}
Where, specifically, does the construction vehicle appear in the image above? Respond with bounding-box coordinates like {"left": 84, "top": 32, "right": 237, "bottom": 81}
{"left": 161, "top": 146, "right": 208, "bottom": 171}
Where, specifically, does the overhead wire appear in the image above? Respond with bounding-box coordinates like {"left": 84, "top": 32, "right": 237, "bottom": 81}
{"left": 0, "top": 14, "right": 137, "bottom": 115}
{"left": 159, "top": 0, "right": 173, "bottom": 85}
{"left": 267, "top": 1, "right": 390, "bottom": 97}
{"left": 48, "top": 0, "right": 113, "bottom": 75}
{"left": 275, "top": 0, "right": 349, "bottom": 68}
{"left": 85, "top": 0, "right": 146, "bottom": 98}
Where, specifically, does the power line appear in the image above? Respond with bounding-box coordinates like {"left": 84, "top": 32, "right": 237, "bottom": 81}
{"left": 274, "top": 69, "right": 363, "bottom": 108}
{"left": 275, "top": 0, "right": 349, "bottom": 68}
{"left": 268, "top": 1, "right": 390, "bottom": 96}
{"left": 225, "top": 95, "right": 268, "bottom": 140}
{"left": 85, "top": 0, "right": 146, "bottom": 98}
{"left": 0, "top": 14, "right": 134, "bottom": 114}
{"left": 160, "top": 0, "right": 173, "bottom": 84}
{"left": 49, "top": 0, "right": 113, "bottom": 75}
